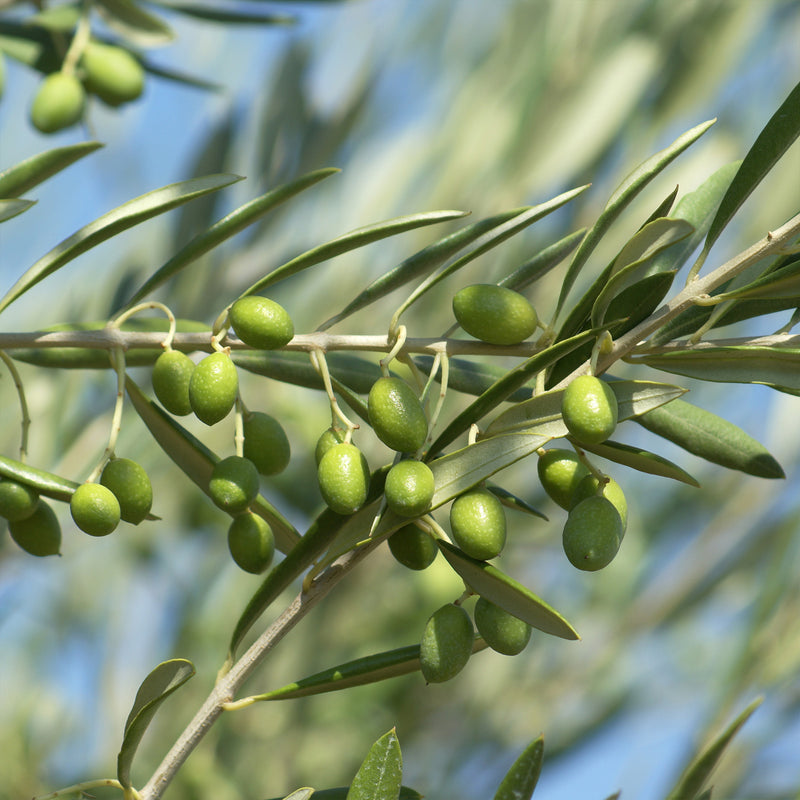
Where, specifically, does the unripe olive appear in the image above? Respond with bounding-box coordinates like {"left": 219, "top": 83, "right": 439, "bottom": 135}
{"left": 449, "top": 488, "right": 506, "bottom": 561}
{"left": 368, "top": 377, "right": 427, "bottom": 453}
{"left": 387, "top": 524, "right": 438, "bottom": 570}
{"left": 9, "top": 500, "right": 61, "bottom": 556}
{"left": 0, "top": 478, "right": 40, "bottom": 522}
{"left": 227, "top": 512, "right": 275, "bottom": 574}
{"left": 317, "top": 442, "right": 370, "bottom": 515}
{"left": 100, "top": 458, "right": 153, "bottom": 524}
{"left": 561, "top": 375, "right": 618, "bottom": 445}
{"left": 571, "top": 474, "right": 627, "bottom": 533}
{"left": 474, "top": 596, "right": 532, "bottom": 655}
{"left": 419, "top": 603, "right": 474, "bottom": 683}
{"left": 242, "top": 412, "right": 291, "bottom": 476}
{"left": 70, "top": 483, "right": 121, "bottom": 537}
{"left": 30, "top": 72, "right": 85, "bottom": 133}
{"left": 81, "top": 42, "right": 144, "bottom": 106}
{"left": 209, "top": 456, "right": 259, "bottom": 515}
{"left": 562, "top": 495, "right": 623, "bottom": 571}
{"left": 152, "top": 350, "right": 195, "bottom": 416}
{"left": 452, "top": 284, "right": 538, "bottom": 346}
{"left": 384, "top": 460, "right": 435, "bottom": 518}
{"left": 229, "top": 296, "right": 294, "bottom": 350}
{"left": 188, "top": 352, "right": 238, "bottom": 425}
{"left": 314, "top": 427, "right": 346, "bottom": 466}
{"left": 536, "top": 448, "right": 591, "bottom": 510}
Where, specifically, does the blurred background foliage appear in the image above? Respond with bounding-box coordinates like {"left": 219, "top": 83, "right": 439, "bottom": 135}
{"left": 1, "top": 1, "right": 800, "bottom": 798}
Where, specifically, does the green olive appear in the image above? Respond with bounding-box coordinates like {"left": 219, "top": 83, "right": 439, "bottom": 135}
{"left": 70, "top": 483, "right": 121, "bottom": 537}
{"left": 536, "top": 448, "right": 591, "bottom": 510}
{"left": 0, "top": 478, "right": 39, "bottom": 522}
{"left": 227, "top": 512, "right": 275, "bottom": 574}
{"left": 562, "top": 495, "right": 623, "bottom": 571}
{"left": 209, "top": 456, "right": 259, "bottom": 515}
{"left": 229, "top": 296, "right": 294, "bottom": 350}
{"left": 30, "top": 72, "right": 85, "bottom": 133}
{"left": 419, "top": 603, "right": 474, "bottom": 683}
{"left": 571, "top": 474, "right": 627, "bottom": 534}
{"left": 81, "top": 42, "right": 144, "bottom": 106}
{"left": 384, "top": 460, "right": 435, "bottom": 518}
{"left": 152, "top": 350, "right": 195, "bottom": 416}
{"left": 387, "top": 524, "right": 438, "bottom": 570}
{"left": 452, "top": 284, "right": 538, "bottom": 345}
{"left": 242, "top": 411, "right": 291, "bottom": 476}
{"left": 9, "top": 500, "right": 61, "bottom": 556}
{"left": 474, "top": 596, "right": 532, "bottom": 655}
{"left": 100, "top": 458, "right": 153, "bottom": 524}
{"left": 314, "top": 427, "right": 346, "bottom": 466}
{"left": 449, "top": 488, "right": 506, "bottom": 561}
{"left": 188, "top": 352, "right": 238, "bottom": 426}
{"left": 317, "top": 442, "right": 370, "bottom": 515}
{"left": 561, "top": 375, "right": 618, "bottom": 445}
{"left": 367, "top": 377, "right": 427, "bottom": 453}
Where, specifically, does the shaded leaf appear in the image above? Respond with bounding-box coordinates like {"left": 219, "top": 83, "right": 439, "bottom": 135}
{"left": 346, "top": 728, "right": 402, "bottom": 800}
{"left": 634, "top": 398, "right": 784, "bottom": 479}
{"left": 117, "top": 659, "right": 195, "bottom": 789}
{"left": 499, "top": 228, "right": 587, "bottom": 293}
{"left": 140, "top": 57, "right": 223, "bottom": 91}
{"left": 96, "top": 0, "right": 175, "bottom": 46}
{"left": 0, "top": 454, "right": 78, "bottom": 503}
{"left": 0, "top": 199, "right": 35, "bottom": 223}
{"left": 487, "top": 484, "right": 548, "bottom": 521}
{"left": 412, "top": 355, "right": 532, "bottom": 402}
{"left": 578, "top": 440, "right": 700, "bottom": 487}
{"left": 602, "top": 271, "right": 676, "bottom": 332}
{"left": 0, "top": 141, "right": 103, "bottom": 198}
{"left": 709, "top": 259, "right": 800, "bottom": 303}
{"left": 148, "top": 1, "right": 293, "bottom": 25}
{"left": 493, "top": 734, "right": 544, "bottom": 800}
{"left": 438, "top": 541, "right": 580, "bottom": 640}
{"left": 0, "top": 174, "right": 242, "bottom": 314}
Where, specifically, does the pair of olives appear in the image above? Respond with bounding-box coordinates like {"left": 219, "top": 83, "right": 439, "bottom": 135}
{"left": 1, "top": 478, "right": 61, "bottom": 557}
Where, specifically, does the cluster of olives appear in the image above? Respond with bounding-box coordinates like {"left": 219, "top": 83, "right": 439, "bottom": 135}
{"left": 30, "top": 41, "right": 145, "bottom": 134}
{"left": 0, "top": 478, "right": 61, "bottom": 556}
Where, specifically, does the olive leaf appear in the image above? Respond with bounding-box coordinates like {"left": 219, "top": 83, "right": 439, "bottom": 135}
{"left": 23, "top": 3, "right": 82, "bottom": 32}
{"left": 345, "top": 728, "right": 403, "bottom": 800}
{"left": 664, "top": 697, "right": 762, "bottom": 800}
{"left": 493, "top": 734, "right": 544, "bottom": 800}
{"left": 117, "top": 659, "right": 195, "bottom": 789}
{"left": 0, "top": 173, "right": 242, "bottom": 315}
{"left": 499, "top": 228, "right": 586, "bottom": 293}
{"left": 634, "top": 398, "right": 784, "bottom": 479}
{"left": 95, "top": 0, "right": 175, "bottom": 47}
{"left": 438, "top": 541, "right": 580, "bottom": 640}
{"left": 577, "top": 440, "right": 700, "bottom": 487}
{"left": 265, "top": 789, "right": 423, "bottom": 800}
{"left": 0, "top": 454, "right": 78, "bottom": 502}
{"left": 280, "top": 790, "right": 314, "bottom": 800}
{"left": 487, "top": 484, "right": 548, "bottom": 521}
{"left": 146, "top": 1, "right": 294, "bottom": 25}
{"left": 412, "top": 355, "right": 532, "bottom": 402}
{"left": 0, "top": 199, "right": 35, "bottom": 223}
{"left": 0, "top": 142, "right": 103, "bottom": 199}
{"left": 700, "top": 259, "right": 800, "bottom": 303}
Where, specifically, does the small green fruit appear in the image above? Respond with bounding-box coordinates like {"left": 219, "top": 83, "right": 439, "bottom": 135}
{"left": 189, "top": 352, "right": 238, "bottom": 425}
{"left": 229, "top": 296, "right": 294, "bottom": 350}
{"left": 561, "top": 375, "right": 618, "bottom": 445}
{"left": 562, "top": 495, "right": 623, "bottom": 571}
{"left": 452, "top": 284, "right": 538, "bottom": 345}
{"left": 317, "top": 442, "right": 370, "bottom": 515}
{"left": 314, "top": 427, "right": 346, "bottom": 466}
{"left": 419, "top": 603, "right": 474, "bottom": 683}
{"left": 0, "top": 478, "right": 39, "bottom": 522}
{"left": 449, "top": 488, "right": 506, "bottom": 561}
{"left": 571, "top": 474, "right": 628, "bottom": 533}
{"left": 30, "top": 72, "right": 85, "bottom": 133}
{"left": 209, "top": 456, "right": 259, "bottom": 515}
{"left": 242, "top": 412, "right": 291, "bottom": 476}
{"left": 384, "top": 460, "right": 435, "bottom": 518}
{"left": 387, "top": 524, "right": 438, "bottom": 571}
{"left": 100, "top": 458, "right": 153, "bottom": 524}
{"left": 474, "top": 597, "right": 531, "bottom": 655}
{"left": 9, "top": 500, "right": 61, "bottom": 556}
{"left": 227, "top": 512, "right": 275, "bottom": 574}
{"left": 70, "top": 483, "right": 121, "bottom": 537}
{"left": 81, "top": 42, "right": 144, "bottom": 106}
{"left": 537, "top": 448, "right": 591, "bottom": 510}
{"left": 152, "top": 350, "right": 195, "bottom": 416}
{"left": 368, "top": 377, "right": 427, "bottom": 453}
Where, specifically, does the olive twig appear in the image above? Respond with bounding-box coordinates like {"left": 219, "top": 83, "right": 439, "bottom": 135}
{"left": 379, "top": 324, "right": 408, "bottom": 375}
{"left": 87, "top": 346, "right": 127, "bottom": 483}
{"left": 309, "top": 349, "right": 359, "bottom": 439}
{"left": 32, "top": 777, "right": 128, "bottom": 800}
{"left": 0, "top": 349, "right": 31, "bottom": 463}
{"left": 233, "top": 398, "right": 246, "bottom": 459}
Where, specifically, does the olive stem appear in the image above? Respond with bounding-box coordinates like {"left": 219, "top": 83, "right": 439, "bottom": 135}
{"left": 380, "top": 324, "right": 407, "bottom": 375}
{"left": 87, "top": 347, "right": 126, "bottom": 483}
{"left": 32, "top": 777, "right": 127, "bottom": 800}
{"left": 108, "top": 301, "right": 177, "bottom": 349}
{"left": 421, "top": 351, "right": 449, "bottom": 455}
{"left": 233, "top": 399, "right": 246, "bottom": 459}
{"left": 60, "top": 0, "right": 92, "bottom": 76}
{"left": 0, "top": 349, "right": 31, "bottom": 463}
{"left": 309, "top": 349, "right": 358, "bottom": 439}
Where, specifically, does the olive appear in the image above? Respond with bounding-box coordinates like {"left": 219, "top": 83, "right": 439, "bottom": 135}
{"left": 384, "top": 460, "right": 435, "bottom": 518}
{"left": 100, "top": 458, "right": 153, "bottom": 524}
{"left": 561, "top": 375, "right": 618, "bottom": 445}
{"left": 368, "top": 377, "right": 427, "bottom": 453}
{"left": 70, "top": 483, "right": 121, "bottom": 537}
{"left": 452, "top": 284, "right": 537, "bottom": 345}
{"left": 0, "top": 478, "right": 40, "bottom": 522}
{"left": 227, "top": 512, "right": 275, "bottom": 574}
{"left": 317, "top": 442, "right": 370, "bottom": 515}
{"left": 449, "top": 488, "right": 506, "bottom": 561}
{"left": 30, "top": 72, "right": 85, "bottom": 133}
{"left": 152, "top": 350, "right": 195, "bottom": 416}
{"left": 562, "top": 495, "right": 623, "bottom": 571}
{"left": 536, "top": 448, "right": 591, "bottom": 510}
{"left": 387, "top": 524, "right": 438, "bottom": 571}
{"left": 209, "top": 456, "right": 259, "bottom": 515}
{"left": 81, "top": 42, "right": 144, "bottom": 106}
{"left": 314, "top": 427, "right": 346, "bottom": 466}
{"left": 188, "top": 352, "right": 238, "bottom": 426}
{"left": 9, "top": 500, "right": 61, "bottom": 556}
{"left": 229, "top": 296, "right": 294, "bottom": 350}
{"left": 474, "top": 597, "right": 532, "bottom": 655}
{"left": 243, "top": 411, "right": 291, "bottom": 476}
{"left": 419, "top": 603, "right": 474, "bottom": 683}
{"left": 571, "top": 474, "right": 628, "bottom": 534}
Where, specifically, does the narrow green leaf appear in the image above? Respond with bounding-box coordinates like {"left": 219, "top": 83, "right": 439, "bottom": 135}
{"left": 0, "top": 142, "right": 103, "bottom": 198}
{"left": 487, "top": 485, "right": 548, "bottom": 521}
{"left": 148, "top": 1, "right": 293, "bottom": 25}
{"left": 125, "top": 168, "right": 339, "bottom": 307}
{"left": 578, "top": 440, "right": 700, "bottom": 487}
{"left": 438, "top": 541, "right": 580, "bottom": 640}
{"left": 117, "top": 659, "right": 195, "bottom": 789}
{"left": 0, "top": 26, "right": 51, "bottom": 70}
{"left": 602, "top": 271, "right": 677, "bottom": 332}
{"left": 345, "top": 728, "right": 402, "bottom": 800}
{"left": 281, "top": 790, "right": 314, "bottom": 800}
{"left": 0, "top": 454, "right": 78, "bottom": 503}
{"left": 140, "top": 58, "right": 222, "bottom": 91}
{"left": 556, "top": 119, "right": 715, "bottom": 316}
{"left": 240, "top": 210, "right": 468, "bottom": 298}
{"left": 709, "top": 259, "right": 800, "bottom": 303}
{"left": 319, "top": 208, "right": 528, "bottom": 330}
{"left": 499, "top": 228, "right": 587, "bottom": 293}
{"left": 96, "top": 0, "right": 175, "bottom": 46}
{"left": 0, "top": 199, "right": 35, "bottom": 223}
{"left": 664, "top": 697, "right": 762, "bottom": 800}
{"left": 634, "top": 398, "right": 784, "bottom": 479}
{"left": 493, "top": 734, "right": 544, "bottom": 800}
{"left": 125, "top": 377, "right": 301, "bottom": 551}
{"left": 0, "top": 174, "right": 242, "bottom": 315}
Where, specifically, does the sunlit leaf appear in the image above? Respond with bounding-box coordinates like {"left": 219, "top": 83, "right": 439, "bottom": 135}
{"left": 0, "top": 142, "right": 103, "bottom": 198}
{"left": 0, "top": 454, "right": 78, "bottom": 503}
{"left": 499, "top": 228, "right": 587, "bottom": 293}
{"left": 0, "top": 199, "right": 35, "bottom": 223}
{"left": 345, "top": 728, "right": 402, "bottom": 800}
{"left": 578, "top": 439, "right": 700, "bottom": 487}
{"left": 493, "top": 734, "right": 544, "bottom": 800}
{"left": 96, "top": 0, "right": 175, "bottom": 46}
{"left": 709, "top": 259, "right": 800, "bottom": 303}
